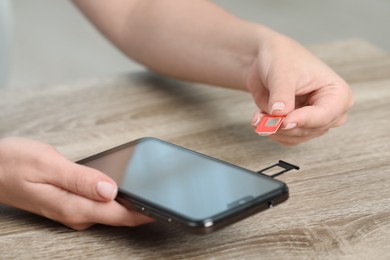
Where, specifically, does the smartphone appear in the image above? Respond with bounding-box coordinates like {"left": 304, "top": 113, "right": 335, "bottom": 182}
{"left": 77, "top": 137, "right": 289, "bottom": 234}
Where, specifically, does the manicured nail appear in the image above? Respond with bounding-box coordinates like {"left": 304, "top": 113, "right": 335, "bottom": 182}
{"left": 251, "top": 111, "right": 261, "bottom": 126}
{"left": 283, "top": 122, "right": 297, "bottom": 130}
{"left": 97, "top": 181, "right": 117, "bottom": 200}
{"left": 271, "top": 102, "right": 285, "bottom": 114}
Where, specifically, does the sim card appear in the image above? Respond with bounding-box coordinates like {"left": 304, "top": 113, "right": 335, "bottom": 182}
{"left": 255, "top": 116, "right": 284, "bottom": 135}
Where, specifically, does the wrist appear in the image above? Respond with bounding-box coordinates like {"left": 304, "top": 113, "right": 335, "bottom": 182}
{"left": 239, "top": 24, "right": 282, "bottom": 92}
{"left": 242, "top": 25, "right": 296, "bottom": 94}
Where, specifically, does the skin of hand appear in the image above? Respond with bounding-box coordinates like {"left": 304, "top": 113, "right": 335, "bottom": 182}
{"left": 0, "top": 137, "right": 153, "bottom": 230}
{"left": 0, "top": 0, "right": 354, "bottom": 231}
{"left": 74, "top": 0, "right": 354, "bottom": 146}
{"left": 247, "top": 31, "right": 354, "bottom": 145}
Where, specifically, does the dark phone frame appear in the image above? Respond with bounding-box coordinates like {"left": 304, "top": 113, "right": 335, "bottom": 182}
{"left": 77, "top": 137, "right": 289, "bottom": 234}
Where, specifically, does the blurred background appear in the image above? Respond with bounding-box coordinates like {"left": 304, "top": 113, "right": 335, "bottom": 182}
{"left": 2, "top": 0, "right": 390, "bottom": 89}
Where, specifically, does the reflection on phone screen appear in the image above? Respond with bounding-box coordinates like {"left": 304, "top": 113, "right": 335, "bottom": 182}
{"left": 82, "top": 138, "right": 283, "bottom": 220}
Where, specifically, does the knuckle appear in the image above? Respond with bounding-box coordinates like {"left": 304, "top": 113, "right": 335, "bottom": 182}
{"left": 60, "top": 214, "right": 87, "bottom": 230}
{"left": 64, "top": 223, "right": 92, "bottom": 231}
{"left": 46, "top": 203, "right": 88, "bottom": 229}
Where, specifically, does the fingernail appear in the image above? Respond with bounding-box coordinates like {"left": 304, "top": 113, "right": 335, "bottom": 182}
{"left": 283, "top": 122, "right": 297, "bottom": 130}
{"left": 251, "top": 111, "right": 261, "bottom": 126}
{"left": 97, "top": 181, "right": 117, "bottom": 200}
{"left": 271, "top": 102, "right": 285, "bottom": 114}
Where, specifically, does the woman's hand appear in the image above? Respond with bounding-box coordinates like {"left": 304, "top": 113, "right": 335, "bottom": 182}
{"left": 0, "top": 137, "right": 153, "bottom": 230}
{"left": 248, "top": 31, "right": 354, "bottom": 145}
{"left": 73, "top": 0, "right": 353, "bottom": 146}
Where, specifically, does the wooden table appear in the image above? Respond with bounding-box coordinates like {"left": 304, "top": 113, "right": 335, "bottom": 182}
{"left": 1, "top": 39, "right": 390, "bottom": 259}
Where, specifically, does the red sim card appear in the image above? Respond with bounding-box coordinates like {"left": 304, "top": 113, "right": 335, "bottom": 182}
{"left": 255, "top": 116, "right": 285, "bottom": 135}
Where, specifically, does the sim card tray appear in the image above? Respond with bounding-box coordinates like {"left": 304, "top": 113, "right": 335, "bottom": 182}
{"left": 257, "top": 160, "right": 300, "bottom": 178}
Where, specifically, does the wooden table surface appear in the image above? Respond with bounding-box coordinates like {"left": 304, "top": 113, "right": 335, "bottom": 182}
{"left": 1, "top": 39, "right": 390, "bottom": 259}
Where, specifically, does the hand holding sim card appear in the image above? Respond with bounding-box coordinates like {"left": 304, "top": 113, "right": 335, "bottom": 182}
{"left": 255, "top": 115, "right": 285, "bottom": 135}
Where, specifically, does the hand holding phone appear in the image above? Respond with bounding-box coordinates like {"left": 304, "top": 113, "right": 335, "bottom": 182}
{"left": 78, "top": 137, "right": 292, "bottom": 234}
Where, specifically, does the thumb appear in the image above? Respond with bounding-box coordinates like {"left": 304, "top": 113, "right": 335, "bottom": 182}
{"left": 267, "top": 79, "right": 296, "bottom": 116}
{"left": 46, "top": 160, "right": 118, "bottom": 202}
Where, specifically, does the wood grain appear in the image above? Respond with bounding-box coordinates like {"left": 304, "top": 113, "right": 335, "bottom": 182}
{"left": 1, "top": 39, "right": 390, "bottom": 259}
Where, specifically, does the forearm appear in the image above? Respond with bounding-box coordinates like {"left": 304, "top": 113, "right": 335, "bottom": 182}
{"left": 73, "top": 0, "right": 272, "bottom": 90}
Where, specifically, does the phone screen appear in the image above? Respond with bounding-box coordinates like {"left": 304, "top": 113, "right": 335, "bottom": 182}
{"left": 80, "top": 138, "right": 286, "bottom": 224}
